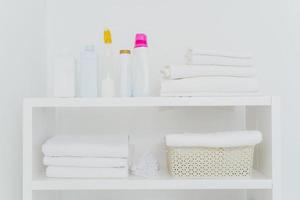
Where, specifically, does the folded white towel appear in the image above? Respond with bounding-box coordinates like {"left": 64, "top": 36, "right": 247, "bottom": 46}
{"left": 165, "top": 131, "right": 262, "bottom": 148}
{"left": 46, "top": 166, "right": 128, "bottom": 178}
{"left": 160, "top": 92, "right": 261, "bottom": 97}
{"left": 43, "top": 157, "right": 128, "bottom": 168}
{"left": 161, "top": 65, "right": 256, "bottom": 79}
{"left": 42, "top": 134, "right": 129, "bottom": 158}
{"left": 186, "top": 55, "right": 253, "bottom": 67}
{"left": 185, "top": 49, "right": 253, "bottom": 67}
{"left": 161, "top": 77, "right": 259, "bottom": 94}
{"left": 186, "top": 49, "right": 252, "bottom": 59}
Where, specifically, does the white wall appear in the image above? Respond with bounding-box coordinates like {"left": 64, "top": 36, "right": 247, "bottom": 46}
{"left": 278, "top": 1, "right": 300, "bottom": 199}
{"left": 0, "top": 0, "right": 46, "bottom": 200}
{"left": 0, "top": 0, "right": 299, "bottom": 199}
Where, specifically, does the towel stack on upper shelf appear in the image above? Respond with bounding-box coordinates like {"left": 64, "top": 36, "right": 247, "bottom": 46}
{"left": 42, "top": 134, "right": 129, "bottom": 178}
{"left": 160, "top": 49, "right": 260, "bottom": 97}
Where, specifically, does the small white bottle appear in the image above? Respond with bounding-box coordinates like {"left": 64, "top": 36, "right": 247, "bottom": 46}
{"left": 79, "top": 45, "right": 98, "bottom": 97}
{"left": 132, "top": 33, "right": 150, "bottom": 96}
{"left": 100, "top": 28, "right": 115, "bottom": 97}
{"left": 53, "top": 49, "right": 76, "bottom": 97}
{"left": 119, "top": 50, "right": 132, "bottom": 97}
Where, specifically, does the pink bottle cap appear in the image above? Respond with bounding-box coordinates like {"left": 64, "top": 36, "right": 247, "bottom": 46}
{"left": 134, "top": 33, "right": 148, "bottom": 48}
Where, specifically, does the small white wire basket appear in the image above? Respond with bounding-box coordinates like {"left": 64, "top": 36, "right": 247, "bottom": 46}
{"left": 167, "top": 145, "right": 255, "bottom": 178}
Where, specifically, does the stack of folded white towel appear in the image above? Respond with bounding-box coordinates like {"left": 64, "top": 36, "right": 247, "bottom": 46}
{"left": 42, "top": 134, "right": 129, "bottom": 178}
{"left": 160, "top": 49, "right": 260, "bottom": 96}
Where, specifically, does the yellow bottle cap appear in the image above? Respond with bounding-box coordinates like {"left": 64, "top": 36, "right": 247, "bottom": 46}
{"left": 104, "top": 29, "right": 112, "bottom": 44}
{"left": 120, "top": 50, "right": 131, "bottom": 54}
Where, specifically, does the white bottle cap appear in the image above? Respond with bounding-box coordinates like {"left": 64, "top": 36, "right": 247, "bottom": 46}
{"left": 84, "top": 45, "right": 95, "bottom": 52}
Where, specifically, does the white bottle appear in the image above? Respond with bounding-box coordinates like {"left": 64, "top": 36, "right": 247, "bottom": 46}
{"left": 100, "top": 28, "right": 115, "bottom": 97}
{"left": 119, "top": 50, "right": 132, "bottom": 97}
{"left": 53, "top": 49, "right": 76, "bottom": 97}
{"left": 132, "top": 33, "right": 150, "bottom": 96}
{"left": 79, "top": 45, "right": 98, "bottom": 97}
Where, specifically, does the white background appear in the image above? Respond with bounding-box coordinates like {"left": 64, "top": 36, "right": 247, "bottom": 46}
{"left": 0, "top": 0, "right": 299, "bottom": 199}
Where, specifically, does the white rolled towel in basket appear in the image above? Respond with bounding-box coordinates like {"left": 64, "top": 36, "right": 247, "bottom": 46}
{"left": 165, "top": 131, "right": 262, "bottom": 147}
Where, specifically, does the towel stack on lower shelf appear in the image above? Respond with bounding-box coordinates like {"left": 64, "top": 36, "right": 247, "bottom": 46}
{"left": 161, "top": 49, "right": 260, "bottom": 96}
{"left": 42, "top": 134, "right": 129, "bottom": 178}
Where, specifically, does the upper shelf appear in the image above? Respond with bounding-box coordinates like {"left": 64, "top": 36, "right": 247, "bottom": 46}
{"left": 23, "top": 96, "right": 274, "bottom": 108}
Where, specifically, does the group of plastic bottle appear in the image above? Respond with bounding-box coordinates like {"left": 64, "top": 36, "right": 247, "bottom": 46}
{"left": 53, "top": 29, "right": 150, "bottom": 98}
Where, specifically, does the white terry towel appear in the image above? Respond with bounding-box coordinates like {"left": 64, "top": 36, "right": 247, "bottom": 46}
{"left": 46, "top": 166, "right": 128, "bottom": 178}
{"left": 185, "top": 55, "right": 253, "bottom": 67}
{"left": 160, "top": 92, "right": 261, "bottom": 97}
{"left": 161, "top": 65, "right": 256, "bottom": 79}
{"left": 165, "top": 131, "right": 262, "bottom": 148}
{"left": 185, "top": 49, "right": 253, "bottom": 67}
{"left": 186, "top": 49, "right": 252, "bottom": 59}
{"left": 161, "top": 77, "right": 259, "bottom": 94}
{"left": 43, "top": 157, "right": 128, "bottom": 168}
{"left": 42, "top": 134, "right": 129, "bottom": 158}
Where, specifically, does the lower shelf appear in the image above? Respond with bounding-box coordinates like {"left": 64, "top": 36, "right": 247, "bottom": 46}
{"left": 32, "top": 171, "right": 272, "bottom": 190}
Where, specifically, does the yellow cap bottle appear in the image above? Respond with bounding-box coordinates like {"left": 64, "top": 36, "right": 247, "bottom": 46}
{"left": 104, "top": 28, "right": 112, "bottom": 44}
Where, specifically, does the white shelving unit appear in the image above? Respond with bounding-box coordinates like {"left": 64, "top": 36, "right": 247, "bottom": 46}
{"left": 23, "top": 96, "right": 281, "bottom": 200}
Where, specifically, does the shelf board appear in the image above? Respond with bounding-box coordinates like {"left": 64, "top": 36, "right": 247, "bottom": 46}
{"left": 32, "top": 171, "right": 272, "bottom": 190}
{"left": 24, "top": 96, "right": 273, "bottom": 108}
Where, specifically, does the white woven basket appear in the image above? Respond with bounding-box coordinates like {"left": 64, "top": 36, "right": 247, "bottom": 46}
{"left": 167, "top": 145, "right": 255, "bottom": 178}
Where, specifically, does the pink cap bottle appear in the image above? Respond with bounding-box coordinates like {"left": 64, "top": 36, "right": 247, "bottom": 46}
{"left": 134, "top": 33, "right": 148, "bottom": 48}
{"left": 132, "top": 33, "right": 150, "bottom": 96}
